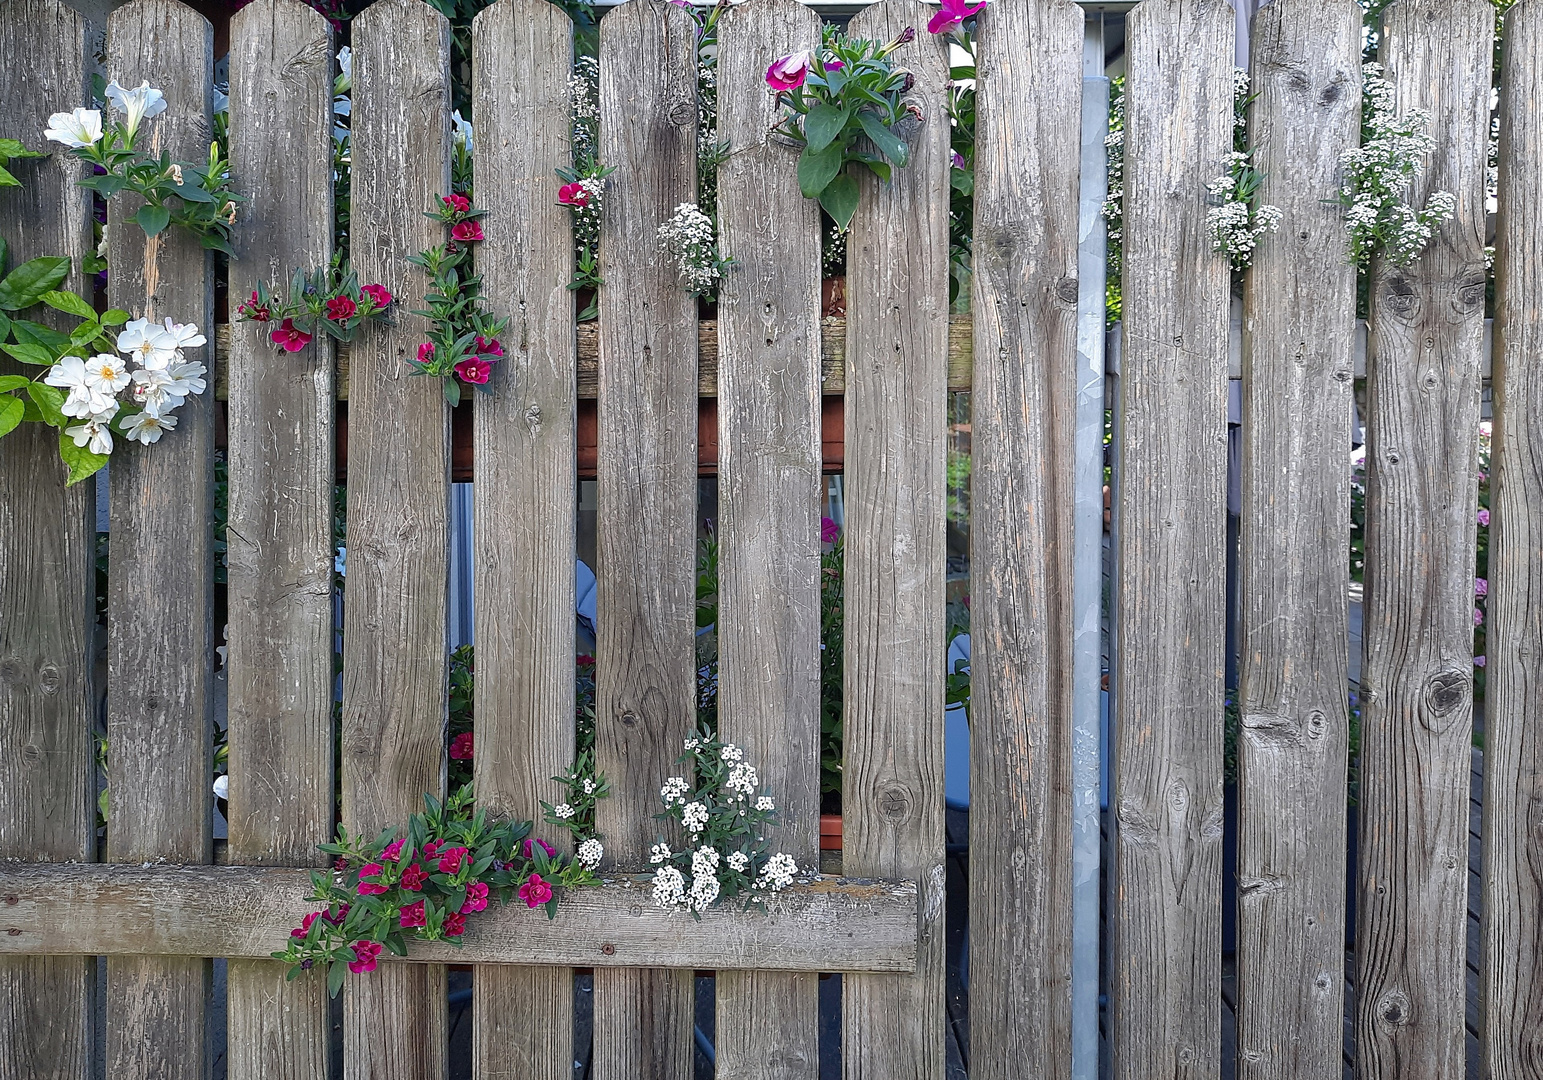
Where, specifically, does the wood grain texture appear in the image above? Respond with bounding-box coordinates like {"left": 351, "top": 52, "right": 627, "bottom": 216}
{"left": 1484, "top": 4, "right": 1543, "bottom": 1073}
{"left": 1234, "top": 5, "right": 1360, "bottom": 1079}
{"left": 712, "top": 1, "right": 823, "bottom": 1076}
{"left": 0, "top": 864, "right": 918, "bottom": 969}
{"left": 966, "top": 0, "right": 1081, "bottom": 1076}
{"left": 224, "top": 2, "right": 336, "bottom": 1076}
{"left": 839, "top": 4, "right": 950, "bottom": 1078}
{"left": 1111, "top": 2, "right": 1232, "bottom": 1078}
{"left": 0, "top": 2, "right": 97, "bottom": 1075}
{"left": 469, "top": 1, "right": 577, "bottom": 1077}
{"left": 342, "top": 0, "right": 453, "bottom": 1075}
{"left": 104, "top": 2, "right": 217, "bottom": 1076}
{"left": 1353, "top": 3, "right": 1491, "bottom": 1078}
{"left": 591, "top": 3, "right": 700, "bottom": 1079}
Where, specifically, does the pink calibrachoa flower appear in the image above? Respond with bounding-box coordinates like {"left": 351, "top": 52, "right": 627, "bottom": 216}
{"left": 558, "top": 182, "right": 590, "bottom": 208}
{"left": 523, "top": 837, "right": 556, "bottom": 859}
{"left": 361, "top": 283, "right": 393, "bottom": 308}
{"left": 400, "top": 863, "right": 428, "bottom": 891}
{"left": 460, "top": 881, "right": 489, "bottom": 914}
{"left": 443, "top": 193, "right": 471, "bottom": 214}
{"left": 347, "top": 941, "right": 382, "bottom": 973}
{"left": 577, "top": 654, "right": 595, "bottom": 666}
{"left": 382, "top": 839, "right": 407, "bottom": 862}
{"left": 928, "top": 0, "right": 983, "bottom": 34}
{"left": 356, "top": 863, "right": 389, "bottom": 895}
{"left": 239, "top": 290, "right": 271, "bottom": 321}
{"left": 1475, "top": 607, "right": 1485, "bottom": 627}
{"left": 766, "top": 50, "right": 813, "bottom": 91}
{"left": 422, "top": 840, "right": 443, "bottom": 860}
{"left": 451, "top": 219, "right": 484, "bottom": 243}
{"left": 449, "top": 732, "right": 474, "bottom": 760}
{"left": 327, "top": 904, "right": 350, "bottom": 924}
{"left": 437, "top": 846, "right": 470, "bottom": 875}
{"left": 475, "top": 335, "right": 504, "bottom": 359}
{"left": 416, "top": 342, "right": 435, "bottom": 365}
{"left": 1479, "top": 508, "right": 1491, "bottom": 526}
{"left": 291, "top": 911, "right": 322, "bottom": 938}
{"left": 444, "top": 912, "right": 467, "bottom": 937}
{"left": 271, "top": 318, "right": 312, "bottom": 352}
{"left": 1476, "top": 577, "right": 1489, "bottom": 597}
{"left": 326, "top": 295, "right": 357, "bottom": 320}
{"left": 455, "top": 358, "right": 492, "bottom": 385}
{"left": 518, "top": 873, "right": 554, "bottom": 908}
{"left": 821, "top": 516, "right": 839, "bottom": 544}
{"left": 399, "top": 900, "right": 426, "bottom": 929}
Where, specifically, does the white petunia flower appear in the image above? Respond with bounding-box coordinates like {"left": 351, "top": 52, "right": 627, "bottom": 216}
{"left": 577, "top": 838, "right": 603, "bottom": 869}
{"left": 104, "top": 80, "right": 167, "bottom": 140}
{"left": 212, "top": 774, "right": 229, "bottom": 799}
{"left": 82, "top": 352, "right": 131, "bottom": 394}
{"left": 451, "top": 109, "right": 473, "bottom": 152}
{"left": 122, "top": 408, "right": 177, "bottom": 445}
{"left": 65, "top": 410, "right": 116, "bottom": 456}
{"left": 44, "top": 108, "right": 103, "bottom": 148}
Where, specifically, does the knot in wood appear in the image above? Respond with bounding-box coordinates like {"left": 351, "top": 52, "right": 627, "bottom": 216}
{"left": 20, "top": 744, "right": 41, "bottom": 764}
{"left": 5, "top": 928, "right": 19, "bottom": 936}
{"left": 1381, "top": 275, "right": 1420, "bottom": 319}
{"left": 600, "top": 942, "right": 616, "bottom": 956}
{"left": 1377, "top": 990, "right": 1411, "bottom": 1027}
{"left": 619, "top": 710, "right": 640, "bottom": 728}
{"left": 667, "top": 101, "right": 696, "bottom": 127}
{"left": 1167, "top": 779, "right": 1189, "bottom": 814}
{"left": 38, "top": 664, "right": 61, "bottom": 694}
{"left": 1304, "top": 710, "right": 1327, "bottom": 740}
{"left": 1054, "top": 276, "right": 1079, "bottom": 305}
{"left": 877, "top": 784, "right": 913, "bottom": 823}
{"left": 3, "top": 895, "right": 17, "bottom": 905}
{"left": 1421, "top": 668, "right": 1469, "bottom": 728}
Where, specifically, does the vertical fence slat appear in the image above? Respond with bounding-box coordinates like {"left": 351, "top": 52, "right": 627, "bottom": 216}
{"left": 470, "top": 1, "right": 576, "bottom": 1075}
{"left": 1355, "top": 2, "right": 1492, "bottom": 1076}
{"left": 343, "top": 0, "right": 452, "bottom": 1073}
{"left": 592, "top": 2, "right": 698, "bottom": 1076}
{"left": 968, "top": 0, "right": 1082, "bottom": 1075}
{"left": 225, "top": 1, "right": 336, "bottom": 1074}
{"left": 840, "top": 4, "right": 949, "bottom": 1077}
{"left": 1485, "top": 1, "right": 1543, "bottom": 1068}
{"left": 104, "top": 1, "right": 216, "bottom": 1074}
{"left": 713, "top": 0, "right": 823, "bottom": 1074}
{"left": 1234, "top": 5, "right": 1359, "bottom": 1078}
{"left": 1112, "top": 1, "right": 1232, "bottom": 1076}
{"left": 0, "top": 1, "right": 96, "bottom": 1075}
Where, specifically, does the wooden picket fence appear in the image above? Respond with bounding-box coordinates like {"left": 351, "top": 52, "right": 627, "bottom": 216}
{"left": 1, "top": 0, "right": 1539, "bottom": 1075}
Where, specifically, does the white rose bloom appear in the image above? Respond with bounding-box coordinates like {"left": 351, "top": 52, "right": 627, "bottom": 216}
{"left": 130, "top": 366, "right": 182, "bottom": 418}
{"left": 165, "top": 360, "right": 207, "bottom": 398}
{"left": 117, "top": 319, "right": 178, "bottom": 369}
{"left": 45, "top": 356, "right": 116, "bottom": 418}
{"left": 104, "top": 80, "right": 167, "bottom": 140}
{"left": 122, "top": 408, "right": 178, "bottom": 445}
{"left": 44, "top": 107, "right": 103, "bottom": 148}
{"left": 83, "top": 352, "right": 131, "bottom": 394}
{"left": 158, "top": 319, "right": 206, "bottom": 361}
{"left": 65, "top": 411, "right": 116, "bottom": 456}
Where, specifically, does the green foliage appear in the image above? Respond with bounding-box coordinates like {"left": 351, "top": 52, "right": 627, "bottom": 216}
{"left": 70, "top": 128, "right": 241, "bottom": 256}
{"left": 406, "top": 197, "right": 508, "bottom": 405}
{"left": 0, "top": 137, "right": 47, "bottom": 189}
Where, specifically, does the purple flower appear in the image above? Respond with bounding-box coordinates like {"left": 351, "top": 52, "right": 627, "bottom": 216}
{"left": 1475, "top": 577, "right": 1488, "bottom": 597}
{"left": 928, "top": 0, "right": 984, "bottom": 35}
{"left": 1475, "top": 607, "right": 1485, "bottom": 627}
{"left": 821, "top": 516, "right": 839, "bottom": 544}
{"left": 1478, "top": 508, "right": 1491, "bottom": 526}
{"left": 1474, "top": 655, "right": 1487, "bottom": 668}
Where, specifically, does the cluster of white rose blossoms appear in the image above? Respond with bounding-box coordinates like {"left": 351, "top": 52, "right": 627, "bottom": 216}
{"left": 650, "top": 735, "right": 802, "bottom": 914}
{"left": 44, "top": 317, "right": 207, "bottom": 456}
{"left": 656, "top": 202, "right": 726, "bottom": 299}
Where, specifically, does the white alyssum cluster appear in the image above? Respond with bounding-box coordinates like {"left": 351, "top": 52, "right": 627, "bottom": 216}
{"left": 681, "top": 800, "right": 709, "bottom": 834}
{"left": 661, "top": 776, "right": 691, "bottom": 807}
{"left": 656, "top": 203, "right": 727, "bottom": 299}
{"left": 1204, "top": 152, "right": 1282, "bottom": 270}
{"left": 570, "top": 54, "right": 599, "bottom": 161}
{"left": 577, "top": 838, "right": 604, "bottom": 870}
{"left": 43, "top": 317, "right": 207, "bottom": 456}
{"left": 726, "top": 762, "right": 759, "bottom": 797}
{"left": 652, "top": 864, "right": 687, "bottom": 909}
{"left": 1339, "top": 63, "right": 1455, "bottom": 267}
{"left": 757, "top": 852, "right": 798, "bottom": 892}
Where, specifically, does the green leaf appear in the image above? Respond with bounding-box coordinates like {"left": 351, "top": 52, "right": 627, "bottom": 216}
{"left": 0, "top": 256, "right": 71, "bottom": 311}
{"left": 0, "top": 165, "right": 18, "bottom": 189}
{"left": 2, "top": 343, "right": 55, "bottom": 366}
{"left": 0, "top": 375, "right": 31, "bottom": 392}
{"left": 0, "top": 310, "right": 10, "bottom": 341}
{"left": 327, "top": 959, "right": 347, "bottom": 998}
{"left": 804, "top": 103, "right": 850, "bottom": 154}
{"left": 134, "top": 204, "right": 171, "bottom": 237}
{"left": 9, "top": 320, "right": 69, "bottom": 349}
{"left": 58, "top": 431, "right": 109, "bottom": 486}
{"left": 199, "top": 232, "right": 235, "bottom": 257}
{"left": 858, "top": 113, "right": 909, "bottom": 169}
{"left": 443, "top": 377, "right": 461, "bottom": 407}
{"left": 42, "top": 290, "right": 97, "bottom": 320}
{"left": 818, "top": 173, "right": 862, "bottom": 232}
{"left": 0, "top": 395, "right": 23, "bottom": 438}
{"left": 70, "top": 320, "right": 103, "bottom": 348}
{"left": 100, "top": 308, "right": 131, "bottom": 326}
{"left": 27, "top": 383, "right": 66, "bottom": 427}
{"left": 173, "top": 181, "right": 216, "bottom": 203}
{"left": 797, "top": 142, "right": 846, "bottom": 200}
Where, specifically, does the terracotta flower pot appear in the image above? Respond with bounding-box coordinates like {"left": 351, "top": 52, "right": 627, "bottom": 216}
{"left": 820, "top": 813, "right": 842, "bottom": 851}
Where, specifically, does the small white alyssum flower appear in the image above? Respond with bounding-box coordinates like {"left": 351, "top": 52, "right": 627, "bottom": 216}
{"left": 577, "top": 838, "right": 604, "bottom": 869}
{"left": 552, "top": 802, "right": 575, "bottom": 820}
{"left": 656, "top": 203, "right": 729, "bottom": 299}
{"left": 661, "top": 776, "right": 690, "bottom": 807}
{"left": 650, "top": 842, "right": 673, "bottom": 865}
{"left": 719, "top": 743, "right": 743, "bottom": 764}
{"left": 689, "top": 872, "right": 721, "bottom": 912}
{"left": 755, "top": 796, "right": 774, "bottom": 812}
{"left": 691, "top": 846, "right": 720, "bottom": 879}
{"left": 758, "top": 852, "right": 798, "bottom": 892}
{"left": 726, "top": 763, "right": 759, "bottom": 796}
{"left": 682, "top": 801, "right": 709, "bottom": 834}
{"left": 582, "top": 778, "right": 596, "bottom": 795}
{"left": 652, "top": 865, "right": 687, "bottom": 909}
{"left": 726, "top": 851, "right": 749, "bottom": 872}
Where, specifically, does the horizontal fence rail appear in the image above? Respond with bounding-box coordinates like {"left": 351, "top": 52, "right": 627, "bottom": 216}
{"left": 0, "top": 0, "right": 1536, "bottom": 1076}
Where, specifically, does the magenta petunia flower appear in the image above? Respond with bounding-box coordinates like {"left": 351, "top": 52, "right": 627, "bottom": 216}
{"left": 455, "top": 357, "right": 492, "bottom": 385}
{"left": 558, "top": 181, "right": 590, "bottom": 208}
{"left": 361, "top": 283, "right": 393, "bottom": 309}
{"left": 270, "top": 318, "right": 312, "bottom": 352}
{"left": 451, "top": 219, "right": 484, "bottom": 243}
{"left": 766, "top": 50, "right": 813, "bottom": 91}
{"left": 928, "top": 0, "right": 985, "bottom": 35}
{"left": 326, "top": 295, "right": 357, "bottom": 321}
{"left": 475, "top": 335, "right": 505, "bottom": 359}
{"left": 239, "top": 290, "right": 271, "bottom": 322}
{"left": 518, "top": 873, "right": 554, "bottom": 908}
{"left": 1478, "top": 508, "right": 1491, "bottom": 526}
{"left": 1475, "top": 577, "right": 1488, "bottom": 597}
{"left": 347, "top": 940, "right": 382, "bottom": 973}
{"left": 460, "top": 881, "right": 489, "bottom": 914}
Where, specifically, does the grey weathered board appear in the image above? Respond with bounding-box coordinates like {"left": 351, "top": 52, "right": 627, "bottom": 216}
{"left": 840, "top": 3, "right": 950, "bottom": 1078}
{"left": 967, "top": 0, "right": 1082, "bottom": 1075}
{"left": 712, "top": 0, "right": 824, "bottom": 1075}
{"left": 591, "top": 3, "right": 700, "bottom": 1077}
{"left": 1112, "top": 1, "right": 1232, "bottom": 1077}
{"left": 1235, "top": 4, "right": 1359, "bottom": 1079}
{"left": 0, "top": 1, "right": 96, "bottom": 1076}
{"left": 469, "top": 0, "right": 577, "bottom": 1076}
{"left": 1485, "top": 0, "right": 1543, "bottom": 1070}
{"left": 1355, "top": 2, "right": 1491, "bottom": 1077}
{"left": 342, "top": 0, "right": 452, "bottom": 1074}
{"left": 104, "top": 1, "right": 216, "bottom": 1076}
{"left": 224, "top": 1, "right": 337, "bottom": 1075}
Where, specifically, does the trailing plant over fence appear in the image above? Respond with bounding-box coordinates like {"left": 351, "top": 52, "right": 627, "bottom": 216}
{"left": 408, "top": 194, "right": 509, "bottom": 404}
{"left": 236, "top": 261, "right": 393, "bottom": 350}
{"left": 1204, "top": 70, "right": 1281, "bottom": 272}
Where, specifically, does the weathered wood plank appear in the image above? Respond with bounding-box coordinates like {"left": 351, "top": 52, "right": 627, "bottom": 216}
{"left": 591, "top": 3, "right": 700, "bottom": 1076}
{"left": 1484, "top": 3, "right": 1543, "bottom": 1072}
{"left": 712, "top": 0, "right": 824, "bottom": 1075}
{"left": 1354, "top": 3, "right": 1491, "bottom": 1078}
{"left": 469, "top": 2, "right": 577, "bottom": 1077}
{"left": 224, "top": 2, "right": 337, "bottom": 1076}
{"left": 1112, "top": 1, "right": 1232, "bottom": 1078}
{"left": 967, "top": 1, "right": 1082, "bottom": 1077}
{"left": 1234, "top": 5, "right": 1360, "bottom": 1079}
{"left": 342, "top": 0, "right": 452, "bottom": 1075}
{"left": 840, "top": 4, "right": 950, "bottom": 1078}
{"left": 104, "top": 1, "right": 216, "bottom": 1075}
{"left": 0, "top": 2, "right": 97, "bottom": 1076}
{"left": 0, "top": 864, "right": 919, "bottom": 971}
